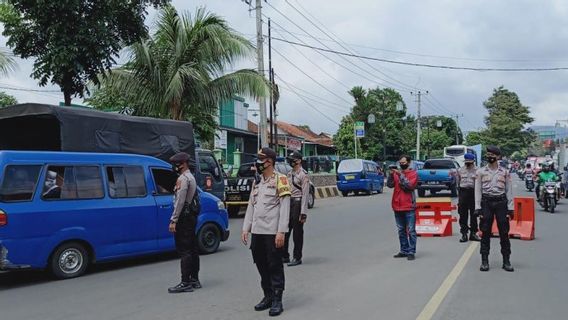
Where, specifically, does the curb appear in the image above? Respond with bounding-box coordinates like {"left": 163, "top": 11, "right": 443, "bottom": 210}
{"left": 315, "top": 186, "right": 340, "bottom": 199}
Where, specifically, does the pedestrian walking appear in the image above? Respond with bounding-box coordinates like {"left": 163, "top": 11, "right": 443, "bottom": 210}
{"left": 474, "top": 146, "right": 514, "bottom": 272}
{"left": 456, "top": 153, "right": 481, "bottom": 243}
{"left": 168, "top": 152, "right": 202, "bottom": 293}
{"left": 242, "top": 148, "right": 291, "bottom": 317}
{"left": 387, "top": 155, "right": 419, "bottom": 261}
{"left": 283, "top": 151, "right": 309, "bottom": 267}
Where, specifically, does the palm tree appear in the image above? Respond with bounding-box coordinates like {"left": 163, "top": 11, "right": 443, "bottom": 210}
{"left": 0, "top": 49, "right": 16, "bottom": 77}
{"left": 102, "top": 5, "right": 268, "bottom": 121}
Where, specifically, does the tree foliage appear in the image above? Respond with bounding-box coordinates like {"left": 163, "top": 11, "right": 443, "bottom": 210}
{"left": 0, "top": 0, "right": 169, "bottom": 105}
{"left": 0, "top": 91, "right": 17, "bottom": 107}
{"left": 465, "top": 86, "right": 535, "bottom": 156}
{"left": 94, "top": 6, "right": 268, "bottom": 140}
{"left": 334, "top": 87, "right": 414, "bottom": 160}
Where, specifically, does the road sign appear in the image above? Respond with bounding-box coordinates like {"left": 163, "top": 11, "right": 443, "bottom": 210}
{"left": 368, "top": 114, "right": 376, "bottom": 124}
{"left": 355, "top": 121, "right": 365, "bottom": 138}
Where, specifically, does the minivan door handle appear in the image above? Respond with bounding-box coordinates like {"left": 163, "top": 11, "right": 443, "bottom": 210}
{"left": 160, "top": 204, "right": 172, "bottom": 209}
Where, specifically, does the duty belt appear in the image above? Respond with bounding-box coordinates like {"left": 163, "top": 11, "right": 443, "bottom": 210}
{"left": 481, "top": 194, "right": 507, "bottom": 201}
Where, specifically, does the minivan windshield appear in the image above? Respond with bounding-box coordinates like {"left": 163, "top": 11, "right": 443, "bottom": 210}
{"left": 338, "top": 160, "right": 363, "bottom": 173}
{"left": 445, "top": 148, "right": 465, "bottom": 156}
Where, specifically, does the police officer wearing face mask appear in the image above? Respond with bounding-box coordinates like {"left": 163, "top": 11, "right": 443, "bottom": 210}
{"left": 474, "top": 146, "right": 514, "bottom": 272}
{"left": 283, "top": 151, "right": 309, "bottom": 267}
{"left": 168, "top": 152, "right": 201, "bottom": 293}
{"left": 456, "top": 153, "right": 481, "bottom": 243}
{"left": 242, "top": 148, "right": 291, "bottom": 317}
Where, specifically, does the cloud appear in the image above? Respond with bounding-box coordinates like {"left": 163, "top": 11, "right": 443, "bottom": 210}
{"left": 1, "top": 0, "right": 567, "bottom": 135}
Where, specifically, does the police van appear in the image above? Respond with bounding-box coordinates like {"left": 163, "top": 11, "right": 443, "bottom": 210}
{"left": 0, "top": 151, "right": 229, "bottom": 279}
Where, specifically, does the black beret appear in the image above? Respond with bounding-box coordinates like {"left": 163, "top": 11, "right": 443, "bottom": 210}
{"left": 486, "top": 145, "right": 501, "bottom": 156}
{"left": 257, "top": 147, "right": 277, "bottom": 161}
{"left": 287, "top": 151, "right": 303, "bottom": 160}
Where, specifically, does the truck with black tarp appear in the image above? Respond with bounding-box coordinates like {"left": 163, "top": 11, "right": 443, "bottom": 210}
{"left": 0, "top": 103, "right": 224, "bottom": 200}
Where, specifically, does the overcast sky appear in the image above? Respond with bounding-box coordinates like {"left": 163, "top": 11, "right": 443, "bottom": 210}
{"left": 2, "top": 0, "right": 568, "bottom": 134}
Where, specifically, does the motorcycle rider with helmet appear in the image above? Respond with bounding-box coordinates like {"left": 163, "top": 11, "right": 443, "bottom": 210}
{"left": 536, "top": 162, "right": 559, "bottom": 201}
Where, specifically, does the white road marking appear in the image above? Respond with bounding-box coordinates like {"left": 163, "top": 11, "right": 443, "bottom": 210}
{"left": 416, "top": 241, "right": 479, "bottom": 320}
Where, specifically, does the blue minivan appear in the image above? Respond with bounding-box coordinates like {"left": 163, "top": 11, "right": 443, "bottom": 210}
{"left": 0, "top": 151, "right": 229, "bottom": 279}
{"left": 336, "top": 159, "right": 385, "bottom": 196}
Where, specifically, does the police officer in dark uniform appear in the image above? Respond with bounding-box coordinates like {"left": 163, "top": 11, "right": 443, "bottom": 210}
{"left": 242, "top": 148, "right": 291, "bottom": 316}
{"left": 283, "top": 151, "right": 309, "bottom": 267}
{"left": 168, "top": 152, "right": 202, "bottom": 293}
{"left": 474, "top": 146, "right": 515, "bottom": 272}
{"left": 456, "top": 153, "right": 481, "bottom": 242}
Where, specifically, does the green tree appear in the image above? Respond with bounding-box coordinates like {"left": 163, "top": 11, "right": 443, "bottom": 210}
{"left": 334, "top": 87, "right": 414, "bottom": 160}
{"left": 465, "top": 130, "right": 485, "bottom": 146}
{"left": 481, "top": 86, "right": 535, "bottom": 156}
{"left": 0, "top": 0, "right": 169, "bottom": 106}
{"left": 99, "top": 6, "right": 267, "bottom": 141}
{"left": 0, "top": 91, "right": 17, "bottom": 107}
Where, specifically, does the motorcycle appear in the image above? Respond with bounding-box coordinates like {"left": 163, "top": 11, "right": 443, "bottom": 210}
{"left": 525, "top": 173, "right": 534, "bottom": 192}
{"left": 540, "top": 181, "right": 557, "bottom": 213}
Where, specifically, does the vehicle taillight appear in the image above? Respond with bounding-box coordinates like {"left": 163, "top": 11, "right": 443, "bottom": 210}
{"left": 0, "top": 210, "right": 6, "bottom": 226}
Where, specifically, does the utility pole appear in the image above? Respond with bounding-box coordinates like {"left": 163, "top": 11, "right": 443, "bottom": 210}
{"left": 411, "top": 91, "right": 428, "bottom": 161}
{"left": 454, "top": 114, "right": 463, "bottom": 145}
{"left": 255, "top": 0, "right": 268, "bottom": 148}
{"left": 268, "top": 17, "right": 273, "bottom": 149}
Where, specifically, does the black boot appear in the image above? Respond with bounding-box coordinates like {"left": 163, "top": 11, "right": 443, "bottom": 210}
{"left": 254, "top": 289, "right": 273, "bottom": 311}
{"left": 269, "top": 289, "right": 284, "bottom": 317}
{"left": 502, "top": 256, "right": 514, "bottom": 272}
{"left": 469, "top": 232, "right": 481, "bottom": 241}
{"left": 459, "top": 233, "right": 468, "bottom": 243}
{"left": 480, "top": 255, "right": 489, "bottom": 272}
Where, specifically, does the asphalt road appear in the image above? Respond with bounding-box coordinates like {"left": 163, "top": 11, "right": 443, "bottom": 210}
{"left": 1, "top": 176, "right": 566, "bottom": 320}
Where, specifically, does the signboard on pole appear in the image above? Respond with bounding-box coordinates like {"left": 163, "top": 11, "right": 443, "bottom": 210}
{"left": 355, "top": 121, "right": 365, "bottom": 138}
{"left": 287, "top": 137, "right": 302, "bottom": 151}
{"left": 214, "top": 130, "right": 228, "bottom": 149}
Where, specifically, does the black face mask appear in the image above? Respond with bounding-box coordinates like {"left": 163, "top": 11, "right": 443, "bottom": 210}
{"left": 399, "top": 164, "right": 409, "bottom": 170}
{"left": 486, "top": 156, "right": 497, "bottom": 164}
{"left": 255, "top": 160, "right": 269, "bottom": 174}
{"left": 288, "top": 159, "right": 300, "bottom": 167}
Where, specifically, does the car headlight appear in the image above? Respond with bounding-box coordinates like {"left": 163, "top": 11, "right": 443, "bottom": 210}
{"left": 217, "top": 201, "right": 226, "bottom": 210}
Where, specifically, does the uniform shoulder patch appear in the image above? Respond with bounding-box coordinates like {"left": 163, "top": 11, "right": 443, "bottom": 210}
{"left": 279, "top": 176, "right": 289, "bottom": 185}
{"left": 277, "top": 174, "right": 291, "bottom": 196}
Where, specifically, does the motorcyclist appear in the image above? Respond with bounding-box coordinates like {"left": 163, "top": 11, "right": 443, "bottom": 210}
{"left": 536, "top": 162, "right": 559, "bottom": 200}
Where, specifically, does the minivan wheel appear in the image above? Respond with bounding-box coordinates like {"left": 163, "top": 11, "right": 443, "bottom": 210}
{"left": 50, "top": 242, "right": 89, "bottom": 279}
{"left": 308, "top": 190, "right": 315, "bottom": 209}
{"left": 198, "top": 223, "right": 221, "bottom": 254}
{"left": 341, "top": 191, "right": 349, "bottom": 197}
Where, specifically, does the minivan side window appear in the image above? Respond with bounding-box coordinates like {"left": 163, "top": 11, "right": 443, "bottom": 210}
{"left": 199, "top": 154, "right": 222, "bottom": 182}
{"left": 106, "top": 166, "right": 147, "bottom": 198}
{"left": 152, "top": 168, "right": 177, "bottom": 195}
{"left": 42, "top": 166, "right": 104, "bottom": 200}
{"left": 0, "top": 165, "right": 42, "bottom": 202}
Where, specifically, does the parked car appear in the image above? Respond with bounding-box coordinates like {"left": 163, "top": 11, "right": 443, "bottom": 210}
{"left": 416, "top": 158, "right": 460, "bottom": 197}
{"left": 0, "top": 151, "right": 229, "bottom": 279}
{"left": 304, "top": 155, "right": 333, "bottom": 173}
{"left": 336, "top": 159, "right": 385, "bottom": 196}
{"left": 224, "top": 159, "right": 316, "bottom": 217}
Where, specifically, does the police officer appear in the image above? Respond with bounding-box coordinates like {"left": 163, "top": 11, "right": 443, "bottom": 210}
{"left": 474, "top": 146, "right": 514, "bottom": 272}
{"left": 168, "top": 152, "right": 201, "bottom": 293}
{"left": 456, "top": 153, "right": 481, "bottom": 243}
{"left": 283, "top": 151, "right": 309, "bottom": 267}
{"left": 241, "top": 148, "right": 291, "bottom": 317}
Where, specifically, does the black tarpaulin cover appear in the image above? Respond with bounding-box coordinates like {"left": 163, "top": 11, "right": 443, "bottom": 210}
{"left": 0, "top": 103, "right": 196, "bottom": 165}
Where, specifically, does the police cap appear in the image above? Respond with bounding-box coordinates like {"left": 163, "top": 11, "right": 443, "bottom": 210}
{"left": 169, "top": 152, "right": 190, "bottom": 164}
{"left": 257, "top": 147, "right": 277, "bottom": 162}
{"left": 486, "top": 145, "right": 501, "bottom": 156}
{"left": 287, "top": 151, "right": 303, "bottom": 161}
{"left": 464, "top": 153, "right": 475, "bottom": 162}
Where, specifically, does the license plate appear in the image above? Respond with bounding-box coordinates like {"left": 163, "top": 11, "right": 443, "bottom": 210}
{"left": 427, "top": 181, "right": 439, "bottom": 185}
{"left": 345, "top": 175, "right": 355, "bottom": 180}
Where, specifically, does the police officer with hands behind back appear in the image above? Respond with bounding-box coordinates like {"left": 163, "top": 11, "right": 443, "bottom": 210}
{"left": 283, "top": 151, "right": 309, "bottom": 267}
{"left": 168, "top": 152, "right": 202, "bottom": 293}
{"left": 457, "top": 153, "right": 481, "bottom": 243}
{"left": 474, "top": 146, "right": 515, "bottom": 272}
{"left": 242, "top": 147, "right": 291, "bottom": 317}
